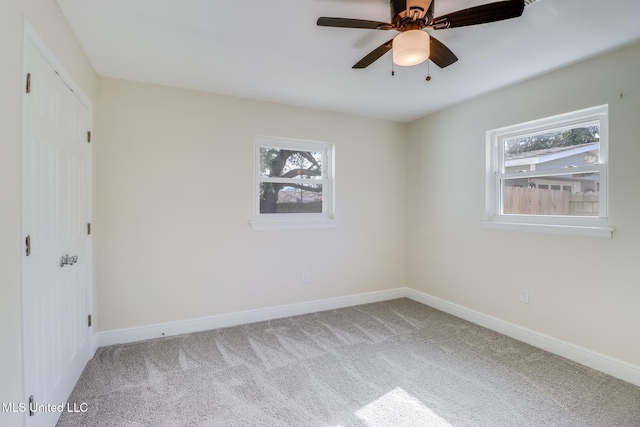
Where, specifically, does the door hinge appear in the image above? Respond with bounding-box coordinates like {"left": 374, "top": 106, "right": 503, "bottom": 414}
{"left": 87, "top": 130, "right": 91, "bottom": 143}
{"left": 28, "top": 395, "right": 35, "bottom": 416}
{"left": 26, "top": 73, "right": 31, "bottom": 94}
{"left": 88, "top": 314, "right": 92, "bottom": 327}
{"left": 25, "top": 235, "right": 31, "bottom": 256}
{"left": 87, "top": 223, "right": 92, "bottom": 235}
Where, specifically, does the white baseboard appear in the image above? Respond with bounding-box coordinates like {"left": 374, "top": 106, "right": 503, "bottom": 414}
{"left": 96, "top": 288, "right": 407, "bottom": 348}
{"left": 95, "top": 286, "right": 640, "bottom": 388}
{"left": 405, "top": 288, "right": 640, "bottom": 388}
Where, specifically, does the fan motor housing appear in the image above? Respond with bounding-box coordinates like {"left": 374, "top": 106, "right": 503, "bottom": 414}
{"left": 390, "top": 0, "right": 434, "bottom": 29}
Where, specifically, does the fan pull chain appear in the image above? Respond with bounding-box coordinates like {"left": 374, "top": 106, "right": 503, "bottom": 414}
{"left": 391, "top": 58, "right": 395, "bottom": 76}
{"left": 425, "top": 60, "right": 431, "bottom": 81}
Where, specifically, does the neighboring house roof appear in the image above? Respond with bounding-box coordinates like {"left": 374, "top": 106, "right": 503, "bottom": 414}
{"left": 505, "top": 142, "right": 599, "bottom": 167}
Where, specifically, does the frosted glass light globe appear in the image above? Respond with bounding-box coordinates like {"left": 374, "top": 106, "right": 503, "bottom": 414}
{"left": 393, "top": 30, "right": 430, "bottom": 66}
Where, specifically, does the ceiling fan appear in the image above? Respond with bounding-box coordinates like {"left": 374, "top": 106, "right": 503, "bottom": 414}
{"left": 317, "top": 0, "right": 525, "bottom": 70}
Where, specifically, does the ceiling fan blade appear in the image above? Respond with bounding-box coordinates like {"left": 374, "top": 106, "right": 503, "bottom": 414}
{"left": 352, "top": 39, "right": 394, "bottom": 69}
{"left": 429, "top": 35, "right": 458, "bottom": 68}
{"left": 432, "top": 0, "right": 524, "bottom": 29}
{"left": 317, "top": 17, "right": 393, "bottom": 30}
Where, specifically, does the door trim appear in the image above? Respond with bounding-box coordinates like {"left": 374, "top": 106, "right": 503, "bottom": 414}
{"left": 23, "top": 20, "right": 93, "bottom": 109}
{"left": 21, "top": 19, "right": 95, "bottom": 424}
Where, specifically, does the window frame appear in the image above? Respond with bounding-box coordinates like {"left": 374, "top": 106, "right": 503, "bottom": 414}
{"left": 250, "top": 136, "right": 336, "bottom": 231}
{"left": 483, "top": 105, "right": 614, "bottom": 238}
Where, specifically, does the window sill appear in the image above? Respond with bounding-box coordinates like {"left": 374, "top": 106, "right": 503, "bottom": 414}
{"left": 480, "top": 220, "right": 615, "bottom": 238}
{"left": 250, "top": 217, "right": 338, "bottom": 231}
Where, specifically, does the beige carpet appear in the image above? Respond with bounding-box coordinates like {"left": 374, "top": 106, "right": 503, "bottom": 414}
{"left": 57, "top": 298, "right": 640, "bottom": 426}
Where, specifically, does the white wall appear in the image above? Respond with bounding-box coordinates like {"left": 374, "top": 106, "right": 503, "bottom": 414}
{"left": 0, "top": 1, "right": 97, "bottom": 426}
{"left": 96, "top": 78, "right": 407, "bottom": 332}
{"left": 406, "top": 42, "right": 640, "bottom": 367}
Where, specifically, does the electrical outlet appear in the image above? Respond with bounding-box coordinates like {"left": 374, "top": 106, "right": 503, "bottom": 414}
{"left": 302, "top": 270, "right": 310, "bottom": 284}
{"left": 519, "top": 289, "right": 529, "bottom": 304}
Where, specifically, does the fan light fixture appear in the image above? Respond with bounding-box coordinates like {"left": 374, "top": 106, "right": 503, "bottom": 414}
{"left": 392, "top": 30, "right": 430, "bottom": 66}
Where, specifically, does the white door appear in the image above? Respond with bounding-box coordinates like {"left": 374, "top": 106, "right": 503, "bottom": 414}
{"left": 22, "top": 37, "right": 92, "bottom": 427}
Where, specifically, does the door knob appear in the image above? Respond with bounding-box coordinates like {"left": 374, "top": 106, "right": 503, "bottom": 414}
{"left": 60, "top": 254, "right": 78, "bottom": 267}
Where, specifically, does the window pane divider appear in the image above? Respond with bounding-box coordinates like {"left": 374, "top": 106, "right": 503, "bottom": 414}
{"left": 498, "top": 165, "right": 604, "bottom": 180}
{"left": 258, "top": 177, "right": 328, "bottom": 184}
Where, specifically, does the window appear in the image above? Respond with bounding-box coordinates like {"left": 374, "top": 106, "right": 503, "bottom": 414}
{"left": 483, "top": 105, "right": 614, "bottom": 238}
{"left": 250, "top": 136, "right": 335, "bottom": 230}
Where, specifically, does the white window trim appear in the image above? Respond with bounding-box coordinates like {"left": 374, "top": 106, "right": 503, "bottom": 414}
{"left": 250, "top": 136, "right": 337, "bottom": 231}
{"left": 482, "top": 105, "right": 615, "bottom": 238}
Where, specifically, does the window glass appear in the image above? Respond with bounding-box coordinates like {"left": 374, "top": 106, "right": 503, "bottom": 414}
{"left": 259, "top": 148, "right": 323, "bottom": 179}
{"left": 259, "top": 183, "right": 323, "bottom": 214}
{"left": 502, "top": 172, "right": 600, "bottom": 216}
{"left": 504, "top": 124, "right": 600, "bottom": 173}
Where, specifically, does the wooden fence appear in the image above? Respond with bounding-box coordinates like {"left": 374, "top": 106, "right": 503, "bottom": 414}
{"left": 503, "top": 187, "right": 599, "bottom": 216}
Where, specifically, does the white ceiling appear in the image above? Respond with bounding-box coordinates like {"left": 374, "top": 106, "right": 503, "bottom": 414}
{"left": 56, "top": 0, "right": 640, "bottom": 123}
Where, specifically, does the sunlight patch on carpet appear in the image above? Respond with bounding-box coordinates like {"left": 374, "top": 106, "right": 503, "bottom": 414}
{"left": 355, "top": 387, "right": 452, "bottom": 427}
